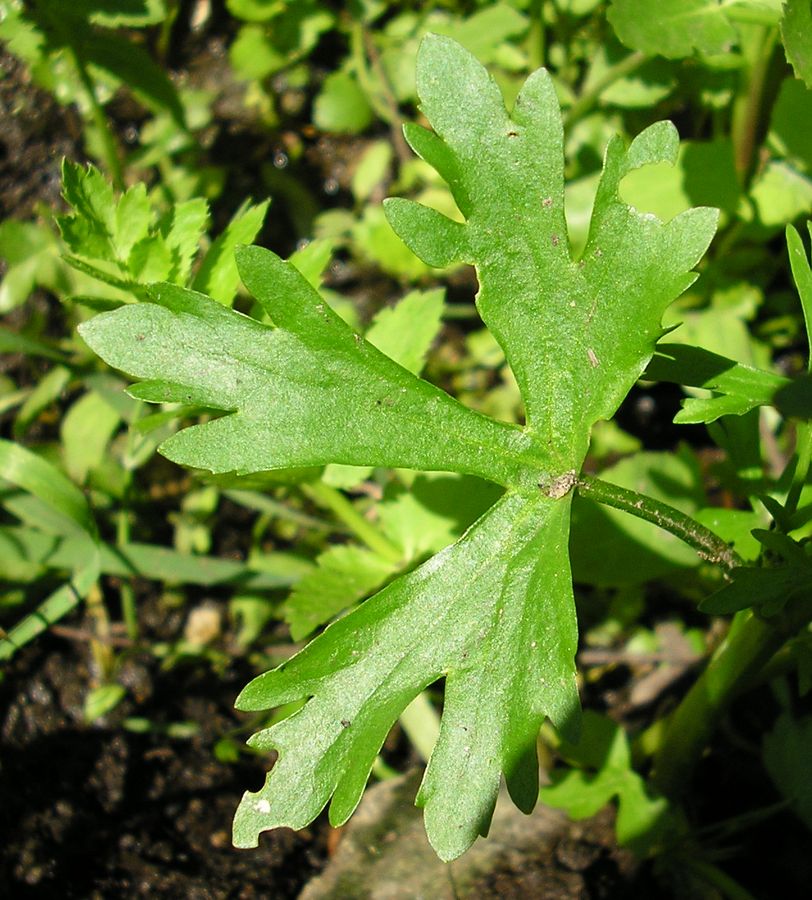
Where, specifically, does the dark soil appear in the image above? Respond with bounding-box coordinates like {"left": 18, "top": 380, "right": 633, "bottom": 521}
{"left": 0, "top": 631, "right": 329, "bottom": 899}
{"left": 0, "top": 49, "right": 80, "bottom": 221}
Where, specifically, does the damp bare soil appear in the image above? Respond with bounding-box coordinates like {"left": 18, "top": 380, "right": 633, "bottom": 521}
{"left": 0, "top": 631, "right": 328, "bottom": 899}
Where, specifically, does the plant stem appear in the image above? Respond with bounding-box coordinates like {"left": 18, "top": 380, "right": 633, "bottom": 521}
{"left": 350, "top": 23, "right": 410, "bottom": 165}
{"left": 730, "top": 25, "right": 778, "bottom": 184}
{"left": 563, "top": 51, "right": 647, "bottom": 128}
{"left": 116, "top": 501, "right": 139, "bottom": 642}
{"left": 528, "top": 0, "right": 546, "bottom": 70}
{"left": 576, "top": 475, "right": 744, "bottom": 570}
{"left": 303, "top": 481, "right": 403, "bottom": 565}
{"left": 651, "top": 592, "right": 812, "bottom": 798}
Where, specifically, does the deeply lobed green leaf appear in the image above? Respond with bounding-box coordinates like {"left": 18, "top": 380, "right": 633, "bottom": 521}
{"left": 234, "top": 490, "right": 578, "bottom": 861}
{"left": 385, "top": 35, "right": 717, "bottom": 464}
{"left": 80, "top": 246, "right": 538, "bottom": 486}
{"left": 77, "top": 34, "right": 720, "bottom": 860}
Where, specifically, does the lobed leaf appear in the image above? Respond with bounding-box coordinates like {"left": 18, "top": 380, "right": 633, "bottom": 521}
{"left": 75, "top": 34, "right": 721, "bottom": 862}
{"left": 79, "top": 245, "right": 538, "bottom": 486}
{"left": 234, "top": 491, "right": 578, "bottom": 860}
{"left": 386, "top": 35, "right": 718, "bottom": 464}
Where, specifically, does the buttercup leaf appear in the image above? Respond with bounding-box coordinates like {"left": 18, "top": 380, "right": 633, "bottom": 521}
{"left": 78, "top": 34, "right": 718, "bottom": 860}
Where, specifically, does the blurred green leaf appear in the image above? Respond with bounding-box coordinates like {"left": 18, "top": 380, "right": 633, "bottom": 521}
{"left": 285, "top": 544, "right": 396, "bottom": 639}
{"left": 781, "top": 0, "right": 812, "bottom": 88}
{"left": 313, "top": 70, "right": 375, "bottom": 134}
{"left": 61, "top": 391, "right": 123, "bottom": 483}
{"left": 192, "top": 199, "right": 269, "bottom": 306}
{"left": 764, "top": 712, "right": 812, "bottom": 829}
{"left": 84, "top": 683, "right": 126, "bottom": 722}
{"left": 365, "top": 289, "right": 445, "bottom": 376}
{"left": 607, "top": 0, "right": 737, "bottom": 58}
{"left": 541, "top": 712, "right": 671, "bottom": 854}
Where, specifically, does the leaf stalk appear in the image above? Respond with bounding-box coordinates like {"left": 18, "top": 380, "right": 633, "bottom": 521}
{"left": 575, "top": 474, "right": 744, "bottom": 571}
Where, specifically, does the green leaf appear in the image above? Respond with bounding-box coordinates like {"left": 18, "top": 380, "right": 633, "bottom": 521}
{"left": 646, "top": 343, "right": 790, "bottom": 423}
{"left": 781, "top": 0, "right": 812, "bottom": 88}
{"left": 84, "top": 683, "right": 126, "bottom": 722}
{"left": 77, "top": 34, "right": 719, "bottom": 861}
{"left": 285, "top": 544, "right": 396, "bottom": 640}
{"left": 748, "top": 161, "right": 812, "bottom": 230}
{"left": 61, "top": 391, "right": 123, "bottom": 483}
{"left": 192, "top": 200, "right": 269, "bottom": 306}
{"left": 0, "top": 439, "right": 100, "bottom": 662}
{"left": 313, "top": 70, "right": 375, "bottom": 134}
{"left": 165, "top": 198, "right": 209, "bottom": 284}
{"left": 0, "top": 525, "right": 308, "bottom": 589}
{"left": 768, "top": 79, "right": 812, "bottom": 176}
{"left": 0, "top": 326, "right": 69, "bottom": 364}
{"left": 79, "top": 249, "right": 535, "bottom": 486}
{"left": 58, "top": 161, "right": 118, "bottom": 261}
{"left": 699, "top": 560, "right": 812, "bottom": 614}
{"left": 15, "top": 366, "right": 72, "bottom": 438}
{"left": 786, "top": 223, "right": 812, "bottom": 369}
{"left": 0, "top": 220, "right": 68, "bottom": 313}
{"left": 66, "top": 0, "right": 167, "bottom": 28}
{"left": 350, "top": 140, "right": 393, "bottom": 203}
{"left": 432, "top": 3, "right": 529, "bottom": 64}
{"left": 607, "top": 0, "right": 737, "bottom": 58}
{"left": 541, "top": 712, "right": 670, "bottom": 854}
{"left": 234, "top": 491, "right": 579, "bottom": 861}
{"left": 378, "top": 474, "right": 503, "bottom": 560}
{"left": 83, "top": 32, "right": 185, "bottom": 126}
{"left": 763, "top": 712, "right": 812, "bottom": 828}
{"left": 386, "top": 37, "right": 717, "bottom": 466}
{"left": 365, "top": 289, "right": 445, "bottom": 375}
{"left": 0, "top": 439, "right": 98, "bottom": 542}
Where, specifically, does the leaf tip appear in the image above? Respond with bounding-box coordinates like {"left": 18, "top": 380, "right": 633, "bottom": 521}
{"left": 232, "top": 791, "right": 264, "bottom": 849}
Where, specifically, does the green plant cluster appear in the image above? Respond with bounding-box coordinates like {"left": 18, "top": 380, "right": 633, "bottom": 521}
{"left": 3, "top": 1, "right": 812, "bottom": 895}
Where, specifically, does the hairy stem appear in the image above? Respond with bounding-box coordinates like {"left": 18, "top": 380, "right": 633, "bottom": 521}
{"left": 576, "top": 475, "right": 744, "bottom": 570}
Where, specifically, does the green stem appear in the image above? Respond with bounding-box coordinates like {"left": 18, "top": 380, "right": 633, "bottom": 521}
{"left": 350, "top": 23, "right": 410, "bottom": 165}
{"left": 576, "top": 475, "right": 744, "bottom": 571}
{"left": 730, "top": 26, "right": 778, "bottom": 184}
{"left": 70, "top": 46, "right": 124, "bottom": 190}
{"left": 303, "top": 481, "right": 403, "bottom": 565}
{"left": 563, "top": 51, "right": 647, "bottom": 128}
{"left": 652, "top": 594, "right": 812, "bottom": 798}
{"left": 528, "top": 0, "right": 546, "bottom": 70}
{"left": 116, "top": 503, "right": 139, "bottom": 642}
